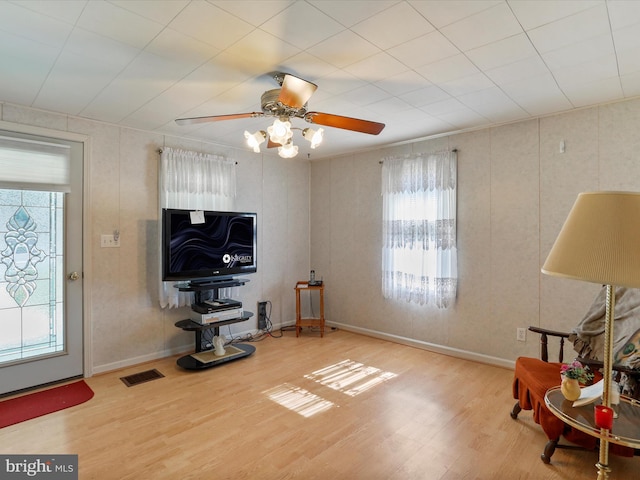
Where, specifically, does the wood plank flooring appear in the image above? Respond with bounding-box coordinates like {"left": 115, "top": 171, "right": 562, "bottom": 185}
{"left": 2, "top": 330, "right": 637, "bottom": 479}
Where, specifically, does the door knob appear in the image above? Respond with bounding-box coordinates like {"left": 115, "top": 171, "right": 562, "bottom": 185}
{"left": 68, "top": 271, "right": 80, "bottom": 281}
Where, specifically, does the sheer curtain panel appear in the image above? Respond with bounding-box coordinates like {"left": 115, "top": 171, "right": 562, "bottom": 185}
{"left": 159, "top": 147, "right": 236, "bottom": 308}
{"left": 381, "top": 151, "right": 457, "bottom": 308}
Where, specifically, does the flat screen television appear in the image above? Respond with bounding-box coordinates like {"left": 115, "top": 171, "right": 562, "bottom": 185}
{"left": 162, "top": 208, "right": 257, "bottom": 283}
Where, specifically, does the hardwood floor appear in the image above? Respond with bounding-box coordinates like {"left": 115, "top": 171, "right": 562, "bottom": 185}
{"left": 2, "top": 329, "right": 637, "bottom": 479}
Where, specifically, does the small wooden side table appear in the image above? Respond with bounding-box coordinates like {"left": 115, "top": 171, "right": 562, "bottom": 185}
{"left": 294, "top": 281, "right": 325, "bottom": 337}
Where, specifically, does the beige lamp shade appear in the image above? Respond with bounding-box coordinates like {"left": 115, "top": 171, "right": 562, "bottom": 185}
{"left": 542, "top": 191, "right": 640, "bottom": 289}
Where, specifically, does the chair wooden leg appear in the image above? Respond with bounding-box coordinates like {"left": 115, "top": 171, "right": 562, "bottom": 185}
{"left": 510, "top": 401, "right": 522, "bottom": 419}
{"left": 542, "top": 438, "right": 558, "bottom": 464}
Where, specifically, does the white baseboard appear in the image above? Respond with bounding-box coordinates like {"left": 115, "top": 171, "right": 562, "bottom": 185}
{"left": 326, "top": 321, "right": 516, "bottom": 370}
{"left": 91, "top": 324, "right": 287, "bottom": 375}
{"left": 92, "top": 344, "right": 193, "bottom": 375}
{"left": 92, "top": 320, "right": 515, "bottom": 375}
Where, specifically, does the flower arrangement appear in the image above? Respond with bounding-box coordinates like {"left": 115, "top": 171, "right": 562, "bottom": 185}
{"left": 560, "top": 360, "right": 594, "bottom": 384}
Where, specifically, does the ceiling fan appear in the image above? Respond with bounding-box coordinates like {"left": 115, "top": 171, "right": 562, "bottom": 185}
{"left": 175, "top": 72, "right": 385, "bottom": 157}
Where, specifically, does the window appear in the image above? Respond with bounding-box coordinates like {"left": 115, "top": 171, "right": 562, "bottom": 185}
{"left": 381, "top": 151, "right": 457, "bottom": 308}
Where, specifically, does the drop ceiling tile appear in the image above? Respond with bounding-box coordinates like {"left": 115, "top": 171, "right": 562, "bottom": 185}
{"left": 307, "top": 30, "right": 379, "bottom": 69}
{"left": 8, "top": 0, "right": 86, "bottom": 23}
{"left": 212, "top": 1, "right": 295, "bottom": 26}
{"left": 168, "top": 1, "right": 254, "bottom": 50}
{"left": 439, "top": 73, "right": 495, "bottom": 97}
{"left": 436, "top": 107, "right": 488, "bottom": 130}
{"left": 81, "top": 52, "right": 194, "bottom": 122}
{"left": 608, "top": 1, "right": 640, "bottom": 29}
{"left": 475, "top": 103, "right": 529, "bottom": 124}
{"left": 457, "top": 85, "right": 509, "bottom": 108}
{"left": 562, "top": 77, "right": 623, "bottom": 108}
{"left": 350, "top": 2, "right": 435, "bottom": 50}
{"left": 466, "top": 33, "right": 537, "bottom": 71}
{"left": 144, "top": 28, "right": 220, "bottom": 67}
{"left": 260, "top": 1, "right": 344, "bottom": 50}
{"left": 388, "top": 31, "right": 460, "bottom": 69}
{"left": 399, "top": 84, "right": 451, "bottom": 108}
{"left": 343, "top": 52, "right": 409, "bottom": 83}
{"left": 514, "top": 91, "right": 573, "bottom": 117}
{"left": 309, "top": 0, "right": 398, "bottom": 28}
{"left": 409, "top": 0, "right": 501, "bottom": 29}
{"left": 501, "top": 72, "right": 565, "bottom": 101}
{"left": 33, "top": 50, "right": 119, "bottom": 115}
{"left": 65, "top": 28, "right": 140, "bottom": 71}
{"left": 620, "top": 71, "right": 640, "bottom": 97}
{"left": 527, "top": 3, "right": 610, "bottom": 54}
{"left": 617, "top": 49, "right": 640, "bottom": 77}
{"left": 613, "top": 23, "right": 640, "bottom": 75}
{"left": 121, "top": 95, "right": 184, "bottom": 130}
{"left": 165, "top": 62, "right": 255, "bottom": 118}
{"left": 328, "top": 83, "right": 386, "bottom": 107}
{"left": 312, "top": 69, "right": 369, "bottom": 96}
{"left": 76, "top": 0, "right": 164, "bottom": 49}
{"left": 416, "top": 54, "right": 480, "bottom": 84}
{"left": 0, "top": 31, "right": 58, "bottom": 105}
{"left": 485, "top": 56, "right": 549, "bottom": 86}
{"left": 0, "top": 28, "right": 59, "bottom": 65}
{"left": 542, "top": 33, "right": 614, "bottom": 71}
{"left": 0, "top": 1, "right": 73, "bottom": 47}
{"left": 364, "top": 95, "right": 412, "bottom": 115}
{"left": 501, "top": 74, "right": 574, "bottom": 116}
{"left": 421, "top": 97, "right": 468, "bottom": 116}
{"left": 509, "top": 0, "right": 600, "bottom": 30}
{"left": 215, "top": 30, "right": 301, "bottom": 76}
{"left": 552, "top": 54, "right": 618, "bottom": 89}
{"left": 375, "top": 70, "right": 429, "bottom": 96}
{"left": 440, "top": 3, "right": 522, "bottom": 51}
{"left": 110, "top": 0, "right": 190, "bottom": 24}
{"left": 279, "top": 51, "right": 339, "bottom": 82}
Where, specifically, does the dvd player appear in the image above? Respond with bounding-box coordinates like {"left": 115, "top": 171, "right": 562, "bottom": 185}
{"left": 192, "top": 298, "right": 242, "bottom": 314}
{"left": 190, "top": 307, "right": 244, "bottom": 325}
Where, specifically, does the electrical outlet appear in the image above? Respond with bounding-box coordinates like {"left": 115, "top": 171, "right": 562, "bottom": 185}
{"left": 258, "top": 301, "right": 268, "bottom": 330}
{"left": 517, "top": 328, "right": 526, "bottom": 342}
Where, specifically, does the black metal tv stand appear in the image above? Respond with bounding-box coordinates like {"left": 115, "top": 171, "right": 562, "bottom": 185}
{"left": 174, "top": 278, "right": 255, "bottom": 370}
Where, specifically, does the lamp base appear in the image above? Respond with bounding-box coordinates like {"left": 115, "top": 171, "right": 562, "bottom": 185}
{"left": 596, "top": 461, "right": 611, "bottom": 480}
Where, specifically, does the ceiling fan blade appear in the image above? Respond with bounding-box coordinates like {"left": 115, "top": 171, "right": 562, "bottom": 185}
{"left": 175, "top": 112, "right": 263, "bottom": 126}
{"left": 305, "top": 112, "right": 385, "bottom": 135}
{"left": 277, "top": 74, "right": 318, "bottom": 109}
{"left": 267, "top": 139, "right": 281, "bottom": 148}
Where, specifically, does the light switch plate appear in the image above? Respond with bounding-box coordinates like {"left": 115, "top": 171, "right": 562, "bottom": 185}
{"left": 101, "top": 234, "right": 120, "bottom": 248}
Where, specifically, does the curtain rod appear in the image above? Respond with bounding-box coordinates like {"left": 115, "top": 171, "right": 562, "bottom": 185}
{"left": 157, "top": 148, "right": 238, "bottom": 164}
{"left": 378, "top": 148, "right": 458, "bottom": 164}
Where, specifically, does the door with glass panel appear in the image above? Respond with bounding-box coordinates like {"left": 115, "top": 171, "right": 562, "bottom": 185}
{"left": 0, "top": 131, "right": 83, "bottom": 395}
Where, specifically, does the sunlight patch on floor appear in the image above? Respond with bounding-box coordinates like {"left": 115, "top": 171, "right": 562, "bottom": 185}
{"left": 263, "top": 383, "right": 335, "bottom": 417}
{"left": 304, "top": 359, "right": 398, "bottom": 397}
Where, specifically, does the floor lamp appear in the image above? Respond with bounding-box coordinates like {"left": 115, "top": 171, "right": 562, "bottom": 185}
{"left": 541, "top": 191, "right": 640, "bottom": 480}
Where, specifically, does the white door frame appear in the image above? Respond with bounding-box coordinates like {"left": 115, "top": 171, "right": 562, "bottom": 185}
{"left": 0, "top": 120, "right": 93, "bottom": 379}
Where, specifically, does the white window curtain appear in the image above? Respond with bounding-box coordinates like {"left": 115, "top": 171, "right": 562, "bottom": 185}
{"left": 381, "top": 151, "right": 457, "bottom": 308}
{"left": 159, "top": 147, "right": 237, "bottom": 308}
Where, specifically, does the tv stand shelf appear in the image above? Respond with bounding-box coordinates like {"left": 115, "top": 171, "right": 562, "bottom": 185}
{"left": 173, "top": 278, "right": 255, "bottom": 370}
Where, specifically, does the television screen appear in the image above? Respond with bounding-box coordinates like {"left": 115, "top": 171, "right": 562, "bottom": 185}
{"left": 162, "top": 208, "right": 257, "bottom": 282}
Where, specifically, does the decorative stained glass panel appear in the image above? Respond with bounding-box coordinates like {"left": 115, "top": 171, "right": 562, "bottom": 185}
{"left": 0, "top": 189, "right": 64, "bottom": 365}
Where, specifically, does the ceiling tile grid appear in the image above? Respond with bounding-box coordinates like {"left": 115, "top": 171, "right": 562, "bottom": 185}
{"left": 0, "top": 0, "right": 638, "bottom": 158}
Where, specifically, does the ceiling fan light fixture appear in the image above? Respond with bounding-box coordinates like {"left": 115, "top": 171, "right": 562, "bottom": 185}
{"left": 244, "top": 130, "right": 266, "bottom": 152}
{"left": 303, "top": 127, "right": 324, "bottom": 149}
{"left": 267, "top": 118, "right": 293, "bottom": 145}
{"left": 278, "top": 141, "right": 298, "bottom": 159}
